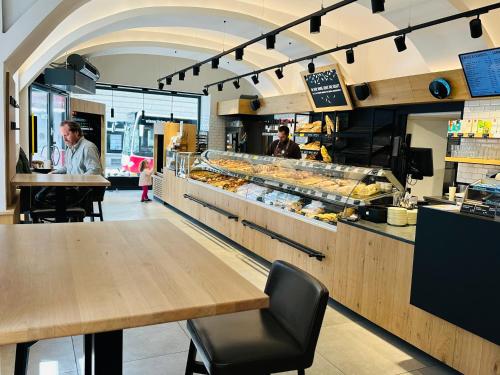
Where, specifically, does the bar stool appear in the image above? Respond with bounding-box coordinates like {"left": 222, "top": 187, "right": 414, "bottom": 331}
{"left": 184, "top": 260, "right": 329, "bottom": 375}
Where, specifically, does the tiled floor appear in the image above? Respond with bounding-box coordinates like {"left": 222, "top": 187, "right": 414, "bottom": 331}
{"left": 25, "top": 190, "right": 460, "bottom": 375}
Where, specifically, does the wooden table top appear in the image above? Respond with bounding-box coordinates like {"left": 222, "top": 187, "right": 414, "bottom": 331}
{"left": 0, "top": 219, "right": 268, "bottom": 345}
{"left": 11, "top": 173, "right": 110, "bottom": 187}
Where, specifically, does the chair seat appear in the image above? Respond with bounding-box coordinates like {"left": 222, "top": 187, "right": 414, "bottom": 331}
{"left": 188, "top": 309, "right": 304, "bottom": 375}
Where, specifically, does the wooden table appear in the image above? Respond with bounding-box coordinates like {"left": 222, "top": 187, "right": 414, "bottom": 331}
{"left": 0, "top": 219, "right": 268, "bottom": 374}
{"left": 11, "top": 174, "right": 110, "bottom": 222}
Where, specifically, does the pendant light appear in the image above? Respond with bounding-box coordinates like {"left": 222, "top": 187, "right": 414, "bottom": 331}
{"left": 110, "top": 87, "right": 115, "bottom": 118}
{"left": 142, "top": 92, "right": 145, "bottom": 118}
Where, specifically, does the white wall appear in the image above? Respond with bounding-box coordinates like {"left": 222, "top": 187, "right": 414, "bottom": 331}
{"left": 406, "top": 115, "right": 450, "bottom": 199}
{"left": 1, "top": 0, "right": 37, "bottom": 32}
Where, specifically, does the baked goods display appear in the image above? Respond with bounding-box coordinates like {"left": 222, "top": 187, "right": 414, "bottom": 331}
{"left": 190, "top": 170, "right": 247, "bottom": 192}
{"left": 299, "top": 141, "right": 321, "bottom": 151}
{"left": 203, "top": 158, "right": 383, "bottom": 199}
{"left": 296, "top": 121, "right": 323, "bottom": 133}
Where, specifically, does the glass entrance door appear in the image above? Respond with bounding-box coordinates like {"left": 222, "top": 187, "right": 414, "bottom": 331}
{"left": 30, "top": 85, "right": 68, "bottom": 168}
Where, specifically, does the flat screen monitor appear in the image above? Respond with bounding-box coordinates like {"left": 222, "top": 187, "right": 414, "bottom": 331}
{"left": 459, "top": 47, "right": 500, "bottom": 98}
{"left": 409, "top": 147, "right": 433, "bottom": 180}
{"left": 301, "top": 64, "right": 353, "bottom": 112}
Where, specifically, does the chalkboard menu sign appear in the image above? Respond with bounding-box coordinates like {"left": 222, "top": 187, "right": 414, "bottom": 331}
{"left": 459, "top": 47, "right": 500, "bottom": 98}
{"left": 302, "top": 64, "right": 352, "bottom": 112}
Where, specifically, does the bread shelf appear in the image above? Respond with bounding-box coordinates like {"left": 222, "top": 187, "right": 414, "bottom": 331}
{"left": 445, "top": 157, "right": 500, "bottom": 166}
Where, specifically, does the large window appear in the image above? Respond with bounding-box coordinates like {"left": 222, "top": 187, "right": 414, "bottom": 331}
{"left": 73, "top": 86, "right": 202, "bottom": 177}
{"left": 29, "top": 84, "right": 69, "bottom": 168}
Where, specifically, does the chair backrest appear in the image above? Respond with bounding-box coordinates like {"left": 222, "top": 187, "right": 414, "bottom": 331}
{"left": 264, "top": 261, "right": 329, "bottom": 360}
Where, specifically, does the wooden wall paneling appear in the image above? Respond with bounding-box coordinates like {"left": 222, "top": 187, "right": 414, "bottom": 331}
{"left": 217, "top": 69, "right": 473, "bottom": 115}
{"left": 453, "top": 327, "right": 500, "bottom": 375}
{"left": 5, "top": 72, "right": 17, "bottom": 208}
{"left": 70, "top": 98, "right": 105, "bottom": 115}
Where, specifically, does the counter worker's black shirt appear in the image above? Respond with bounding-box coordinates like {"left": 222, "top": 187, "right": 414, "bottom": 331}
{"left": 266, "top": 139, "right": 302, "bottom": 159}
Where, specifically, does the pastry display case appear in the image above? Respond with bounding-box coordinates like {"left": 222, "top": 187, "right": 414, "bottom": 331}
{"left": 185, "top": 150, "right": 404, "bottom": 226}
{"left": 175, "top": 151, "right": 200, "bottom": 178}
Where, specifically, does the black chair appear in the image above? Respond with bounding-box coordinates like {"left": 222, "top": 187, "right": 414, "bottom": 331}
{"left": 30, "top": 207, "right": 86, "bottom": 223}
{"left": 185, "top": 260, "right": 329, "bottom": 375}
{"left": 88, "top": 187, "right": 106, "bottom": 222}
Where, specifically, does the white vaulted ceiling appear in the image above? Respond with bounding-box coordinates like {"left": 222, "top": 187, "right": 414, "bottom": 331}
{"left": 14, "top": 0, "right": 500, "bottom": 96}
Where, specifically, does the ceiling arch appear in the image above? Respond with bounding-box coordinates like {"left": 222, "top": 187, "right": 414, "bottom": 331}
{"left": 17, "top": 0, "right": 499, "bottom": 96}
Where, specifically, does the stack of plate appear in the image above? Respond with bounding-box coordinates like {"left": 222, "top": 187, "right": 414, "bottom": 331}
{"left": 387, "top": 207, "right": 408, "bottom": 226}
{"left": 407, "top": 209, "right": 418, "bottom": 225}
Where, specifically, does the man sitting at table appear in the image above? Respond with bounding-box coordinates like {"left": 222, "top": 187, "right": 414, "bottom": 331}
{"left": 34, "top": 121, "right": 102, "bottom": 208}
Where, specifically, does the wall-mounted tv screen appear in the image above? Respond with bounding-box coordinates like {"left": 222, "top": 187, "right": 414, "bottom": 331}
{"left": 301, "top": 64, "right": 352, "bottom": 112}
{"left": 459, "top": 47, "right": 500, "bottom": 98}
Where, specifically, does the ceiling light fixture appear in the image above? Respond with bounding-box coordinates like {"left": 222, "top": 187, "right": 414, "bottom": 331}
{"left": 158, "top": 81, "right": 164, "bottom": 90}
{"left": 212, "top": 58, "right": 219, "bottom": 69}
{"left": 308, "top": 60, "right": 315, "bottom": 74}
{"left": 203, "top": 87, "right": 209, "bottom": 96}
{"left": 394, "top": 34, "right": 407, "bottom": 52}
{"left": 233, "top": 79, "right": 240, "bottom": 89}
{"left": 469, "top": 15, "right": 482, "bottom": 38}
{"left": 217, "top": 83, "right": 223, "bottom": 91}
{"left": 166, "top": 77, "right": 172, "bottom": 85}
{"left": 275, "top": 67, "right": 284, "bottom": 79}
{"left": 310, "top": 15, "right": 322, "bottom": 34}
{"left": 193, "top": 65, "right": 200, "bottom": 76}
{"left": 266, "top": 34, "right": 276, "bottom": 50}
{"left": 110, "top": 87, "right": 115, "bottom": 118}
{"left": 346, "top": 48, "right": 355, "bottom": 64}
{"left": 371, "top": 0, "right": 385, "bottom": 13}
{"left": 179, "top": 71, "right": 185, "bottom": 81}
{"left": 251, "top": 74, "right": 259, "bottom": 85}
{"left": 235, "top": 48, "right": 244, "bottom": 61}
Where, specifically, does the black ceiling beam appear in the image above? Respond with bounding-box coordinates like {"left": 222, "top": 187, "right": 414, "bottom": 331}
{"left": 157, "top": 0, "right": 358, "bottom": 82}
{"left": 204, "top": 2, "right": 500, "bottom": 90}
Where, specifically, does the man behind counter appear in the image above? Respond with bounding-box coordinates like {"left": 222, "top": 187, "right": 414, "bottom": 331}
{"left": 266, "top": 125, "right": 302, "bottom": 159}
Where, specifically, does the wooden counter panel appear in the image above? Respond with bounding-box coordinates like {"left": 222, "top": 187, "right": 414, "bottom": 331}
{"left": 334, "top": 223, "right": 499, "bottom": 374}
{"left": 163, "top": 175, "right": 499, "bottom": 374}
{"left": 175, "top": 179, "right": 335, "bottom": 291}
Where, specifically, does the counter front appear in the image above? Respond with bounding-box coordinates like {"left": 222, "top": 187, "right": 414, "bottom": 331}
{"left": 151, "top": 153, "right": 499, "bottom": 375}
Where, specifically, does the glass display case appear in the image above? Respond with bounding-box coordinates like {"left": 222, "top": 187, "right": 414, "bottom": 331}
{"left": 185, "top": 150, "right": 404, "bottom": 226}
{"left": 461, "top": 178, "right": 500, "bottom": 219}
{"left": 175, "top": 151, "right": 200, "bottom": 178}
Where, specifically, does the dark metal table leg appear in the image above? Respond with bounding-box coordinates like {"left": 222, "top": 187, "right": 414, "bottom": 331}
{"left": 14, "top": 341, "right": 37, "bottom": 375}
{"left": 84, "top": 334, "right": 93, "bottom": 375}
{"left": 93, "top": 330, "right": 123, "bottom": 375}
{"left": 55, "top": 186, "right": 67, "bottom": 223}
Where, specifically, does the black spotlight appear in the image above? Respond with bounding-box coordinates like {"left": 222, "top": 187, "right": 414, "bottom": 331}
{"left": 158, "top": 81, "right": 165, "bottom": 90}
{"left": 166, "top": 77, "right": 172, "bottom": 85}
{"left": 346, "top": 48, "right": 355, "bottom": 64}
{"left": 203, "top": 88, "right": 209, "bottom": 96}
{"left": 235, "top": 48, "right": 244, "bottom": 61}
{"left": 110, "top": 108, "right": 115, "bottom": 118}
{"left": 394, "top": 35, "right": 407, "bottom": 52}
{"left": 308, "top": 60, "right": 315, "bottom": 74}
{"left": 251, "top": 74, "right": 259, "bottom": 85}
{"left": 212, "top": 58, "right": 219, "bottom": 69}
{"left": 470, "top": 16, "right": 482, "bottom": 39}
{"left": 217, "top": 83, "right": 223, "bottom": 92}
{"left": 275, "top": 67, "right": 284, "bottom": 79}
{"left": 266, "top": 34, "right": 276, "bottom": 50}
{"left": 233, "top": 80, "right": 240, "bottom": 89}
{"left": 371, "top": 0, "right": 385, "bottom": 13}
{"left": 193, "top": 65, "right": 200, "bottom": 76}
{"left": 179, "top": 71, "right": 185, "bottom": 81}
{"left": 310, "top": 15, "right": 321, "bottom": 34}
